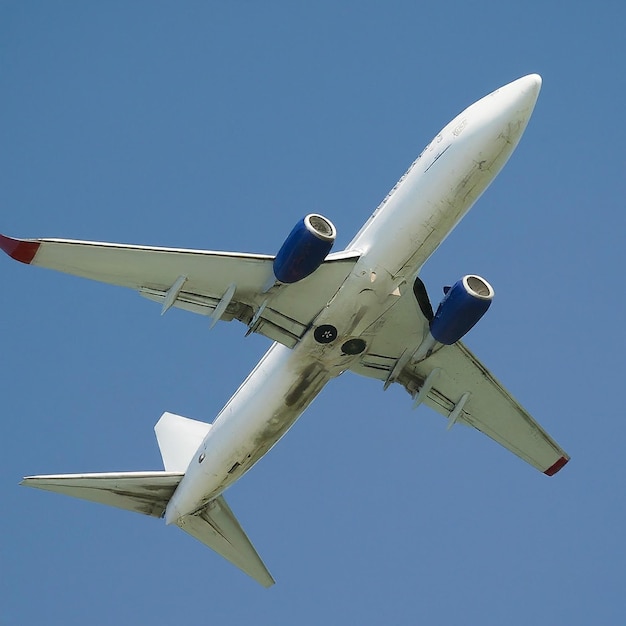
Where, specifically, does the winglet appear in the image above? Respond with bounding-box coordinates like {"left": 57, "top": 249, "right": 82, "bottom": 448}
{"left": 0, "top": 234, "right": 40, "bottom": 264}
{"left": 544, "top": 456, "right": 570, "bottom": 476}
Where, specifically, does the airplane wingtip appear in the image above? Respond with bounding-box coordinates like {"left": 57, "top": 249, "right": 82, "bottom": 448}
{"left": 544, "top": 456, "right": 570, "bottom": 476}
{"left": 0, "top": 233, "right": 40, "bottom": 264}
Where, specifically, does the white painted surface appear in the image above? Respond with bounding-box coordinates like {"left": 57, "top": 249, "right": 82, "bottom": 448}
{"left": 165, "top": 75, "right": 546, "bottom": 523}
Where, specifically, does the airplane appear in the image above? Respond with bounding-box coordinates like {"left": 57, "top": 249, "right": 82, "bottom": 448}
{"left": 1, "top": 74, "right": 569, "bottom": 587}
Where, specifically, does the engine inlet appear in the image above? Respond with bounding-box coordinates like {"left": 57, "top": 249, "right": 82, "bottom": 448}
{"left": 305, "top": 214, "right": 336, "bottom": 241}
{"left": 464, "top": 275, "right": 494, "bottom": 299}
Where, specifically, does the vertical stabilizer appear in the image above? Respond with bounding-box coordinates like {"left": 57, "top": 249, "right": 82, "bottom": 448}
{"left": 154, "top": 412, "right": 212, "bottom": 472}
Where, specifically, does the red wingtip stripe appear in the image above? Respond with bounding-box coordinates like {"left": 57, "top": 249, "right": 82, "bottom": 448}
{"left": 0, "top": 234, "right": 41, "bottom": 264}
{"left": 544, "top": 456, "right": 570, "bottom": 476}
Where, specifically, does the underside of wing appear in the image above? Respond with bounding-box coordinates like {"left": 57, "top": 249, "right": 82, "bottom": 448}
{"left": 400, "top": 342, "right": 569, "bottom": 475}
{"left": 0, "top": 234, "right": 359, "bottom": 348}
{"left": 21, "top": 471, "right": 184, "bottom": 517}
{"left": 350, "top": 281, "right": 569, "bottom": 475}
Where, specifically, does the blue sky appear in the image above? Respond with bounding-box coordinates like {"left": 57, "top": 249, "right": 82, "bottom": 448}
{"left": 1, "top": 2, "right": 625, "bottom": 624}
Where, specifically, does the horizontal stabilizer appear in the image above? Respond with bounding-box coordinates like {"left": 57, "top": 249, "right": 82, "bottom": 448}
{"left": 154, "top": 412, "right": 212, "bottom": 472}
{"left": 21, "top": 471, "right": 183, "bottom": 518}
{"left": 177, "top": 495, "right": 275, "bottom": 587}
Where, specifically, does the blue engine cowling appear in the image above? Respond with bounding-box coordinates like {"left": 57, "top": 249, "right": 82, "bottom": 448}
{"left": 429, "top": 275, "right": 494, "bottom": 345}
{"left": 273, "top": 214, "right": 336, "bottom": 283}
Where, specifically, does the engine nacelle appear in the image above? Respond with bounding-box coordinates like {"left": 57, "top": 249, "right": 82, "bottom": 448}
{"left": 429, "top": 275, "right": 494, "bottom": 345}
{"left": 273, "top": 214, "right": 336, "bottom": 284}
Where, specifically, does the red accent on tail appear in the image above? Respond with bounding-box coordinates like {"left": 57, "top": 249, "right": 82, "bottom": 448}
{"left": 0, "top": 234, "right": 41, "bottom": 264}
{"left": 544, "top": 456, "right": 569, "bottom": 476}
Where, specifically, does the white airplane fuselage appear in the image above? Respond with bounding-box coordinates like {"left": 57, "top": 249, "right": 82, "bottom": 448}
{"left": 164, "top": 74, "right": 542, "bottom": 524}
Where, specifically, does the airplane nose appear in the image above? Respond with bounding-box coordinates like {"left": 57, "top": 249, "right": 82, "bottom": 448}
{"left": 518, "top": 73, "right": 542, "bottom": 93}
{"left": 516, "top": 73, "right": 542, "bottom": 107}
{"left": 459, "top": 73, "right": 542, "bottom": 149}
{"left": 494, "top": 73, "right": 542, "bottom": 118}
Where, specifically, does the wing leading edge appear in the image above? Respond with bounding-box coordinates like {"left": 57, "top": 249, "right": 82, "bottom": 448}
{"left": 0, "top": 233, "right": 359, "bottom": 348}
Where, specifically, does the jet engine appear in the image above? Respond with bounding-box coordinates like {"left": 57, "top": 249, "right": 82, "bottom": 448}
{"left": 429, "top": 275, "right": 494, "bottom": 345}
{"left": 273, "top": 214, "right": 336, "bottom": 284}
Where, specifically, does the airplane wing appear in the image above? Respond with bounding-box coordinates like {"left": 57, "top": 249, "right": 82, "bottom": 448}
{"left": 0, "top": 234, "right": 359, "bottom": 348}
{"left": 350, "top": 281, "right": 569, "bottom": 475}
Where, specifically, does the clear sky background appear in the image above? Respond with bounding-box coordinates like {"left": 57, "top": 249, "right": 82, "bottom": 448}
{"left": 1, "top": 2, "right": 624, "bottom": 624}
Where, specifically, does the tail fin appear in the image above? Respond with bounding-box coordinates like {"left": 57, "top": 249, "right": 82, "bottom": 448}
{"left": 21, "top": 412, "right": 274, "bottom": 586}
{"left": 20, "top": 412, "right": 210, "bottom": 516}
{"left": 20, "top": 471, "right": 183, "bottom": 517}
{"left": 154, "top": 411, "right": 212, "bottom": 472}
